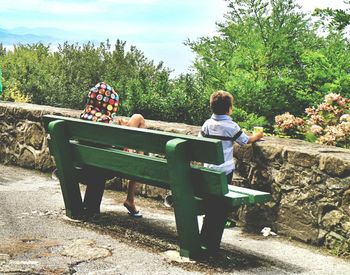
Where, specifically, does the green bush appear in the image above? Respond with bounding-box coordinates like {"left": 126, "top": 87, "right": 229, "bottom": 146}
{"left": 233, "top": 107, "right": 268, "bottom": 132}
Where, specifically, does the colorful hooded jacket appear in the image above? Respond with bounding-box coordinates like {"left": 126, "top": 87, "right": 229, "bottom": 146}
{"left": 80, "top": 82, "right": 119, "bottom": 123}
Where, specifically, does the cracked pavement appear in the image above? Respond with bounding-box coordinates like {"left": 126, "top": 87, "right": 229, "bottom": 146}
{"left": 1, "top": 164, "right": 350, "bottom": 274}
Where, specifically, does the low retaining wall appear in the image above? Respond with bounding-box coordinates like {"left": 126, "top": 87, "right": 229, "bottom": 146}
{"left": 1, "top": 101, "right": 350, "bottom": 253}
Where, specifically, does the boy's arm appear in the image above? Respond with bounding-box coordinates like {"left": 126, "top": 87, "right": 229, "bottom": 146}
{"left": 247, "top": 132, "right": 264, "bottom": 144}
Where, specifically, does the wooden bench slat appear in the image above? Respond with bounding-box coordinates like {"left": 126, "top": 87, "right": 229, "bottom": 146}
{"left": 72, "top": 143, "right": 229, "bottom": 196}
{"left": 224, "top": 191, "right": 250, "bottom": 206}
{"left": 194, "top": 191, "right": 249, "bottom": 215}
{"left": 191, "top": 166, "right": 228, "bottom": 197}
{"left": 44, "top": 115, "right": 224, "bottom": 164}
{"left": 228, "top": 185, "right": 272, "bottom": 204}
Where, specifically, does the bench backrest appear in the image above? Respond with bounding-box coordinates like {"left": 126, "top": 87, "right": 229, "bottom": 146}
{"left": 43, "top": 115, "right": 229, "bottom": 197}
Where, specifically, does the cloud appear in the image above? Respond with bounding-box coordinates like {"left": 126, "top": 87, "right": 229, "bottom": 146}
{"left": 1, "top": 0, "right": 99, "bottom": 14}
{"left": 0, "top": 0, "right": 229, "bottom": 75}
{"left": 0, "top": 0, "right": 167, "bottom": 15}
{"left": 0, "top": 0, "right": 227, "bottom": 15}
{"left": 1, "top": 0, "right": 227, "bottom": 38}
{"left": 296, "top": 0, "right": 349, "bottom": 13}
{"left": 99, "top": 0, "right": 160, "bottom": 4}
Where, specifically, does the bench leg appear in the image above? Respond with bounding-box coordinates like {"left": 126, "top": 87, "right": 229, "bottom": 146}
{"left": 166, "top": 138, "right": 202, "bottom": 259}
{"left": 200, "top": 197, "right": 229, "bottom": 253}
{"left": 82, "top": 177, "right": 105, "bottom": 216}
{"left": 48, "top": 120, "right": 83, "bottom": 218}
{"left": 78, "top": 166, "right": 112, "bottom": 216}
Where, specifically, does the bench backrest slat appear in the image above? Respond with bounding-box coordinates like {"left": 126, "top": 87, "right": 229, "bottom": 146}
{"left": 72, "top": 143, "right": 229, "bottom": 196}
{"left": 44, "top": 115, "right": 224, "bottom": 164}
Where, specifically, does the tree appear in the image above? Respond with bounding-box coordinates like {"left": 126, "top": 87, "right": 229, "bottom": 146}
{"left": 1, "top": 40, "right": 173, "bottom": 117}
{"left": 313, "top": 0, "right": 350, "bottom": 33}
{"left": 187, "top": 0, "right": 321, "bottom": 124}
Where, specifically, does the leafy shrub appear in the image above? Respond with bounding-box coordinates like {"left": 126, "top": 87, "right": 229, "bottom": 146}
{"left": 1, "top": 79, "right": 31, "bottom": 103}
{"left": 233, "top": 107, "right": 269, "bottom": 132}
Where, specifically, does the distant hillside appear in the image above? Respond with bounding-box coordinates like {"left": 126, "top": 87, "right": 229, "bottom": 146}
{"left": 0, "top": 28, "right": 57, "bottom": 44}
{"left": 0, "top": 27, "right": 101, "bottom": 47}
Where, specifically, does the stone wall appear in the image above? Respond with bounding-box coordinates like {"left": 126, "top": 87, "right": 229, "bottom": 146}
{"left": 234, "top": 137, "right": 350, "bottom": 254}
{"left": 1, "top": 101, "right": 350, "bottom": 253}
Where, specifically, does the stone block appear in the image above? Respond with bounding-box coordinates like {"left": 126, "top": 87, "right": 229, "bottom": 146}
{"left": 25, "top": 123, "right": 44, "bottom": 150}
{"left": 286, "top": 150, "right": 318, "bottom": 168}
{"left": 319, "top": 155, "right": 350, "bottom": 177}
{"left": 18, "top": 148, "right": 35, "bottom": 169}
{"left": 238, "top": 204, "right": 275, "bottom": 231}
{"left": 234, "top": 143, "right": 253, "bottom": 162}
{"left": 254, "top": 143, "right": 283, "bottom": 162}
{"left": 321, "top": 210, "right": 344, "bottom": 229}
{"left": 0, "top": 134, "right": 13, "bottom": 147}
{"left": 342, "top": 189, "right": 350, "bottom": 209}
{"left": 326, "top": 178, "right": 349, "bottom": 191}
{"left": 324, "top": 231, "right": 349, "bottom": 253}
{"left": 36, "top": 153, "right": 55, "bottom": 171}
{"left": 276, "top": 205, "right": 319, "bottom": 243}
{"left": 342, "top": 221, "right": 350, "bottom": 234}
{"left": 12, "top": 106, "right": 29, "bottom": 120}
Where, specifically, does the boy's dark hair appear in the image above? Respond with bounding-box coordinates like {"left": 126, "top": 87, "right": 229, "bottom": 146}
{"left": 210, "top": 90, "right": 233, "bottom": 115}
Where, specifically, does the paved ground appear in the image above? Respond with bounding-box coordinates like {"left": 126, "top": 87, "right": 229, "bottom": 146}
{"left": 1, "top": 164, "right": 350, "bottom": 275}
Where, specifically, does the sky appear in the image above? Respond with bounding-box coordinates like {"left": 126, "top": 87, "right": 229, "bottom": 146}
{"left": 0, "top": 0, "right": 349, "bottom": 76}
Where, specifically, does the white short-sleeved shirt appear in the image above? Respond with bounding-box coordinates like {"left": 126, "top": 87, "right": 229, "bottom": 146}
{"left": 200, "top": 114, "right": 249, "bottom": 174}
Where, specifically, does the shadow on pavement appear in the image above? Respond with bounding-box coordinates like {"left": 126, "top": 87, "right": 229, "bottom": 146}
{"left": 68, "top": 211, "right": 305, "bottom": 274}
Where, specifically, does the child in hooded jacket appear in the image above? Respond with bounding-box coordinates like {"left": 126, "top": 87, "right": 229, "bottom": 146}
{"left": 80, "top": 82, "right": 144, "bottom": 217}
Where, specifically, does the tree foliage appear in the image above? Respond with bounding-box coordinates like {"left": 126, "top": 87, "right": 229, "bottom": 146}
{"left": 0, "top": 40, "right": 212, "bottom": 125}
{"left": 187, "top": 0, "right": 350, "bottom": 127}
{"left": 313, "top": 0, "right": 350, "bottom": 33}
{"left": 1, "top": 0, "right": 350, "bottom": 130}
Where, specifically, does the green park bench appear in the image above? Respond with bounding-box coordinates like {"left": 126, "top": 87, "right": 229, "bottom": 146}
{"left": 43, "top": 114, "right": 271, "bottom": 259}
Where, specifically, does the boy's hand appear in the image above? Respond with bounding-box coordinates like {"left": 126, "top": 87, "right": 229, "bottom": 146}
{"left": 256, "top": 131, "right": 264, "bottom": 140}
{"left": 248, "top": 131, "right": 264, "bottom": 144}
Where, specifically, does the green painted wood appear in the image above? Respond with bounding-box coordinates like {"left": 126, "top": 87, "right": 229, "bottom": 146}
{"left": 70, "top": 143, "right": 229, "bottom": 196}
{"left": 166, "top": 138, "right": 201, "bottom": 259}
{"left": 48, "top": 120, "right": 83, "bottom": 218}
{"left": 194, "top": 191, "right": 250, "bottom": 215}
{"left": 191, "top": 165, "right": 228, "bottom": 196}
{"left": 194, "top": 197, "right": 206, "bottom": 215}
{"left": 43, "top": 115, "right": 224, "bottom": 164}
{"left": 228, "top": 185, "right": 272, "bottom": 204}
{"left": 72, "top": 143, "right": 169, "bottom": 188}
{"left": 224, "top": 191, "right": 250, "bottom": 206}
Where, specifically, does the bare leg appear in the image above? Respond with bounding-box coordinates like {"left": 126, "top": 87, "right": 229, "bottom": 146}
{"left": 123, "top": 114, "right": 145, "bottom": 215}
{"left": 126, "top": 114, "right": 145, "bottom": 128}
{"left": 124, "top": 180, "right": 137, "bottom": 209}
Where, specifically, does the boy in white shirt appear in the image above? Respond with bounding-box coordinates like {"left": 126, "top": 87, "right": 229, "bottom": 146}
{"left": 199, "top": 90, "right": 263, "bottom": 253}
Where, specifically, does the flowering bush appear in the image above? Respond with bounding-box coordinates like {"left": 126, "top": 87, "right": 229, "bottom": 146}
{"left": 274, "top": 93, "right": 350, "bottom": 148}
{"left": 274, "top": 112, "right": 305, "bottom": 138}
